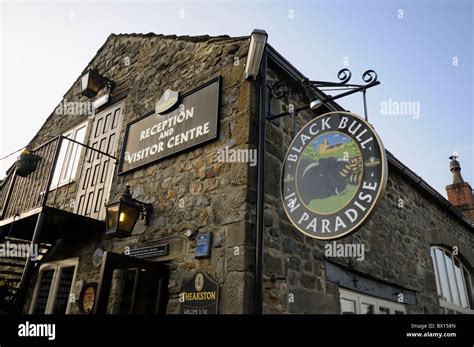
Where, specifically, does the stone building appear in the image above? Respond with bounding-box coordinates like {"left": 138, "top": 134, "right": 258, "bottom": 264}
{"left": 0, "top": 31, "right": 473, "bottom": 315}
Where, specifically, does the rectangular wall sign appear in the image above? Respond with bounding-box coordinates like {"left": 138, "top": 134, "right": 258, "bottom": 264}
{"left": 119, "top": 77, "right": 220, "bottom": 174}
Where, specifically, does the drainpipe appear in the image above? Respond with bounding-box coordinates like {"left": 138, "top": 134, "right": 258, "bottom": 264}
{"left": 254, "top": 50, "right": 267, "bottom": 315}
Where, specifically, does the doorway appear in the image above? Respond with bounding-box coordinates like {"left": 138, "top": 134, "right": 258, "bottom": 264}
{"left": 94, "top": 252, "right": 169, "bottom": 314}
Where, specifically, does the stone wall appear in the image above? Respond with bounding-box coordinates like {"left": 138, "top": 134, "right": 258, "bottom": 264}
{"left": 22, "top": 34, "right": 257, "bottom": 314}
{"left": 12, "top": 34, "right": 474, "bottom": 315}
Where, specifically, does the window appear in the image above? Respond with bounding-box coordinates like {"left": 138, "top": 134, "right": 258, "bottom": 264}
{"left": 29, "top": 258, "right": 78, "bottom": 314}
{"left": 430, "top": 246, "right": 473, "bottom": 314}
{"left": 339, "top": 289, "right": 406, "bottom": 314}
{"left": 50, "top": 122, "right": 88, "bottom": 188}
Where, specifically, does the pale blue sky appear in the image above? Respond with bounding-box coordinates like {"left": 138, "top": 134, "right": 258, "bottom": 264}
{"left": 1, "top": 0, "right": 472, "bottom": 197}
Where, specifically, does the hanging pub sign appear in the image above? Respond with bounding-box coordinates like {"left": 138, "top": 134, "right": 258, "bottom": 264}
{"left": 281, "top": 111, "right": 387, "bottom": 240}
{"left": 119, "top": 77, "right": 220, "bottom": 174}
{"left": 180, "top": 272, "right": 219, "bottom": 314}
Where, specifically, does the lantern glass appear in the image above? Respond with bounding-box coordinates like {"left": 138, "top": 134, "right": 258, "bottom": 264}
{"left": 81, "top": 69, "right": 104, "bottom": 98}
{"left": 118, "top": 200, "right": 141, "bottom": 235}
{"left": 105, "top": 199, "right": 141, "bottom": 237}
{"left": 105, "top": 201, "right": 120, "bottom": 234}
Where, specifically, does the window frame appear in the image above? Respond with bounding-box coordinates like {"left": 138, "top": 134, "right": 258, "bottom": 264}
{"left": 50, "top": 121, "right": 88, "bottom": 190}
{"left": 29, "top": 257, "right": 79, "bottom": 314}
{"left": 430, "top": 246, "right": 473, "bottom": 313}
{"left": 339, "top": 288, "right": 406, "bottom": 314}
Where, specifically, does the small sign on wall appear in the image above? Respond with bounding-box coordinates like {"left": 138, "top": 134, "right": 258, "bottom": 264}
{"left": 79, "top": 282, "right": 98, "bottom": 314}
{"left": 125, "top": 243, "right": 170, "bottom": 259}
{"left": 180, "top": 272, "right": 219, "bottom": 315}
{"left": 195, "top": 232, "right": 212, "bottom": 259}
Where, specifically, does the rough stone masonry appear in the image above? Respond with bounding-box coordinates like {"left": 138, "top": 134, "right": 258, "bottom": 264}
{"left": 5, "top": 33, "right": 472, "bottom": 315}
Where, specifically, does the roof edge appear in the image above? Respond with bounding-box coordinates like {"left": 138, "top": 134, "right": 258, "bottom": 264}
{"left": 26, "top": 33, "right": 249, "bottom": 149}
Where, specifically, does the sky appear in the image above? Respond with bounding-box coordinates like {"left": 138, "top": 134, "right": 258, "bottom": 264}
{"left": 0, "top": 0, "right": 472, "bottom": 198}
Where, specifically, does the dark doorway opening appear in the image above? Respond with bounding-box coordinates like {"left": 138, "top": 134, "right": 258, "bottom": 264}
{"left": 94, "top": 252, "right": 169, "bottom": 314}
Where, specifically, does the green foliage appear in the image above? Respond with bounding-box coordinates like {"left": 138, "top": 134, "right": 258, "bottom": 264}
{"left": 308, "top": 184, "right": 359, "bottom": 214}
{"left": 303, "top": 145, "right": 320, "bottom": 160}
{"left": 302, "top": 139, "right": 360, "bottom": 161}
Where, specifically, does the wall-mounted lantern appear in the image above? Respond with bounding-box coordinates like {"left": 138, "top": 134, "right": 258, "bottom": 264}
{"left": 80, "top": 68, "right": 114, "bottom": 98}
{"left": 105, "top": 186, "right": 152, "bottom": 238}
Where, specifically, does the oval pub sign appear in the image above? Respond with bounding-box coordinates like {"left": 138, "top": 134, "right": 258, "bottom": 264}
{"left": 281, "top": 111, "right": 387, "bottom": 240}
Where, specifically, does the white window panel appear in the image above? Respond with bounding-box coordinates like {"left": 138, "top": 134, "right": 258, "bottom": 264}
{"left": 50, "top": 122, "right": 88, "bottom": 189}
{"left": 434, "top": 248, "right": 452, "bottom": 302}
{"left": 431, "top": 249, "right": 442, "bottom": 297}
{"left": 444, "top": 254, "right": 460, "bottom": 306}
{"left": 339, "top": 288, "right": 406, "bottom": 315}
{"left": 341, "top": 298, "right": 356, "bottom": 314}
{"left": 454, "top": 262, "right": 468, "bottom": 308}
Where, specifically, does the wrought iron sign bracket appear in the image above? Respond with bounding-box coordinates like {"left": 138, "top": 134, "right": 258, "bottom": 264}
{"left": 266, "top": 68, "right": 380, "bottom": 122}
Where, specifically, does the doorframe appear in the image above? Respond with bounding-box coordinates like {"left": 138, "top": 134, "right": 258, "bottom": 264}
{"left": 93, "top": 251, "right": 169, "bottom": 314}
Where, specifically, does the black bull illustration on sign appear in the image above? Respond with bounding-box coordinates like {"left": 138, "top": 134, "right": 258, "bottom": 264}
{"left": 298, "top": 156, "right": 363, "bottom": 204}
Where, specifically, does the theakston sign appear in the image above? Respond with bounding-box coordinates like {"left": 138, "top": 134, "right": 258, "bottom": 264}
{"left": 119, "top": 77, "right": 220, "bottom": 173}
{"left": 180, "top": 272, "right": 219, "bottom": 314}
{"left": 281, "top": 111, "right": 387, "bottom": 240}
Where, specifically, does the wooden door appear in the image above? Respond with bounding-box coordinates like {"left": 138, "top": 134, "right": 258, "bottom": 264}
{"left": 74, "top": 101, "right": 124, "bottom": 220}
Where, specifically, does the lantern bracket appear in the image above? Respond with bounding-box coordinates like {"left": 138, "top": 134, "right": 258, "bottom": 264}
{"left": 118, "top": 185, "right": 153, "bottom": 226}
{"left": 140, "top": 203, "right": 153, "bottom": 226}
{"left": 89, "top": 66, "right": 115, "bottom": 90}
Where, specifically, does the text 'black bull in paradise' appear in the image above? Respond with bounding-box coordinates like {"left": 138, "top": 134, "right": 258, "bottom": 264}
{"left": 281, "top": 112, "right": 387, "bottom": 240}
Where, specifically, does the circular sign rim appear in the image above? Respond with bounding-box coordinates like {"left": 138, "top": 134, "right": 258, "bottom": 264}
{"left": 280, "top": 111, "right": 388, "bottom": 240}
